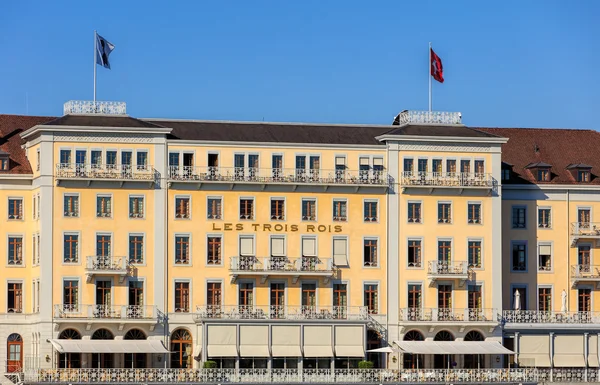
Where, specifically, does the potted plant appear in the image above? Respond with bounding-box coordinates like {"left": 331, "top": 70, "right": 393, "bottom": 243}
{"left": 358, "top": 360, "right": 374, "bottom": 369}
{"left": 203, "top": 360, "right": 217, "bottom": 369}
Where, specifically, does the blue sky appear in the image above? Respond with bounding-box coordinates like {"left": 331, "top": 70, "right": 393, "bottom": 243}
{"left": 1, "top": 0, "right": 598, "bottom": 128}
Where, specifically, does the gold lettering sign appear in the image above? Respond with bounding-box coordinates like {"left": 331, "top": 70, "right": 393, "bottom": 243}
{"left": 211, "top": 223, "right": 343, "bottom": 233}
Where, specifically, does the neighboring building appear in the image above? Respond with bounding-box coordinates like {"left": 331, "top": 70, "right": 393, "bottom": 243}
{"left": 0, "top": 101, "right": 598, "bottom": 384}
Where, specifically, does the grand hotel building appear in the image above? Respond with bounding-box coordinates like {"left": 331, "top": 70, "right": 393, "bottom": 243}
{"left": 0, "top": 101, "right": 599, "bottom": 384}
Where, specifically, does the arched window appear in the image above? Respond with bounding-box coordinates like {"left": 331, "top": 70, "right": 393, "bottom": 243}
{"left": 403, "top": 330, "right": 424, "bottom": 369}
{"left": 464, "top": 331, "right": 485, "bottom": 368}
{"left": 92, "top": 329, "right": 114, "bottom": 368}
{"left": 124, "top": 329, "right": 147, "bottom": 369}
{"left": 58, "top": 329, "right": 81, "bottom": 369}
{"left": 434, "top": 330, "right": 454, "bottom": 369}
{"left": 7, "top": 334, "right": 22, "bottom": 373}
{"left": 171, "top": 329, "right": 192, "bottom": 369}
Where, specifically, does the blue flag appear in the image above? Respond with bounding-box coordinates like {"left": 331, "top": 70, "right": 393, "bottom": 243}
{"left": 96, "top": 33, "right": 115, "bottom": 69}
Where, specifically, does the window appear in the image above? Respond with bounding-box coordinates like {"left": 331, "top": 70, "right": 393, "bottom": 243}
{"left": 91, "top": 150, "right": 102, "bottom": 166}
{"left": 468, "top": 285, "right": 482, "bottom": 309}
{"left": 578, "top": 208, "right": 591, "bottom": 227}
{"left": 271, "top": 199, "right": 285, "bottom": 220}
{"left": 35, "top": 234, "right": 40, "bottom": 265}
{"left": 538, "top": 208, "right": 551, "bottom": 228}
{"left": 438, "top": 284, "right": 452, "bottom": 309}
{"left": 417, "top": 159, "right": 428, "bottom": 173}
{"left": 60, "top": 149, "right": 71, "bottom": 164}
{"left": 363, "top": 239, "right": 378, "bottom": 267}
{"left": 578, "top": 170, "right": 591, "bottom": 182}
{"left": 207, "top": 197, "right": 222, "bottom": 220}
{"left": 446, "top": 159, "right": 456, "bottom": 174}
{"left": 407, "top": 239, "right": 422, "bottom": 268}
{"left": 512, "top": 242, "right": 527, "bottom": 271}
{"left": 63, "top": 280, "right": 79, "bottom": 310}
{"left": 335, "top": 157, "right": 346, "bottom": 180}
{"left": 175, "top": 197, "right": 190, "bottom": 219}
{"left": 63, "top": 234, "right": 79, "bottom": 263}
{"left": 302, "top": 199, "right": 316, "bottom": 221}
{"left": 106, "top": 150, "right": 117, "bottom": 165}
{"left": 0, "top": 156, "right": 9, "bottom": 171}
{"left": 432, "top": 159, "right": 442, "bottom": 173}
{"left": 128, "top": 281, "right": 144, "bottom": 307}
{"left": 333, "top": 237, "right": 348, "bottom": 266}
{"left": 174, "top": 282, "right": 190, "bottom": 312}
{"left": 578, "top": 245, "right": 591, "bottom": 266}
{"left": 240, "top": 198, "right": 254, "bottom": 220}
{"left": 32, "top": 235, "right": 36, "bottom": 265}
{"left": 270, "top": 283, "right": 285, "bottom": 318}
{"left": 136, "top": 151, "right": 148, "bottom": 170}
{"left": 512, "top": 206, "right": 526, "bottom": 228}
{"left": 129, "top": 196, "right": 144, "bottom": 218}
{"left": 474, "top": 160, "right": 485, "bottom": 175}
{"left": 175, "top": 236, "right": 190, "bottom": 264}
{"left": 32, "top": 196, "right": 36, "bottom": 220}
{"left": 301, "top": 283, "right": 317, "bottom": 308}
{"left": 333, "top": 283, "right": 347, "bottom": 317}
{"left": 8, "top": 198, "right": 23, "bottom": 220}
{"left": 8, "top": 236, "right": 23, "bottom": 265}
{"left": 96, "top": 195, "right": 112, "bottom": 217}
{"left": 333, "top": 199, "right": 347, "bottom": 221}
{"left": 64, "top": 195, "right": 79, "bottom": 217}
{"left": 538, "top": 288, "right": 552, "bottom": 311}
{"left": 502, "top": 169, "right": 510, "bottom": 180}
{"left": 364, "top": 284, "right": 378, "bottom": 314}
{"left": 129, "top": 235, "right": 144, "bottom": 264}
{"left": 537, "top": 168, "right": 550, "bottom": 182}
{"left": 468, "top": 240, "right": 482, "bottom": 268}
{"left": 239, "top": 282, "right": 253, "bottom": 307}
{"left": 207, "top": 282, "right": 222, "bottom": 309}
{"left": 468, "top": 203, "right": 481, "bottom": 224}
{"left": 7, "top": 283, "right": 22, "bottom": 313}
{"left": 538, "top": 244, "right": 552, "bottom": 271}
{"left": 578, "top": 288, "right": 591, "bottom": 312}
{"left": 438, "top": 202, "right": 451, "bottom": 223}
{"left": 207, "top": 236, "right": 222, "bottom": 265}
{"left": 460, "top": 159, "right": 470, "bottom": 173}
{"left": 364, "top": 200, "right": 378, "bottom": 222}
{"left": 403, "top": 158, "right": 414, "bottom": 173}
{"left": 438, "top": 240, "right": 451, "bottom": 263}
{"left": 36, "top": 194, "right": 40, "bottom": 219}
{"left": 168, "top": 153, "right": 180, "bottom": 168}
{"left": 408, "top": 284, "right": 422, "bottom": 309}
{"left": 96, "top": 235, "right": 111, "bottom": 257}
{"left": 408, "top": 202, "right": 421, "bottom": 223}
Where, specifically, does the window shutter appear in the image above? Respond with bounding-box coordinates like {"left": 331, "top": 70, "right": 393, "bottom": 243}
{"left": 302, "top": 237, "right": 316, "bottom": 257}
{"left": 539, "top": 245, "right": 552, "bottom": 255}
{"left": 240, "top": 237, "right": 254, "bottom": 256}
{"left": 271, "top": 237, "right": 285, "bottom": 257}
{"left": 359, "top": 157, "right": 370, "bottom": 166}
{"left": 333, "top": 238, "right": 348, "bottom": 266}
{"left": 373, "top": 158, "right": 384, "bottom": 166}
{"left": 335, "top": 157, "right": 346, "bottom": 166}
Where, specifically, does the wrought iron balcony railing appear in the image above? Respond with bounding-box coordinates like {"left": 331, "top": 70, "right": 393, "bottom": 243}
{"left": 86, "top": 256, "right": 128, "bottom": 272}
{"left": 230, "top": 256, "right": 335, "bottom": 273}
{"left": 401, "top": 172, "right": 494, "bottom": 188}
{"left": 194, "top": 305, "right": 368, "bottom": 321}
{"left": 55, "top": 164, "right": 155, "bottom": 181}
{"left": 502, "top": 310, "right": 600, "bottom": 324}
{"left": 63, "top": 100, "right": 126, "bottom": 115}
{"left": 395, "top": 110, "right": 462, "bottom": 125}
{"left": 400, "top": 308, "right": 498, "bottom": 322}
{"left": 27, "top": 368, "right": 542, "bottom": 384}
{"left": 427, "top": 261, "right": 469, "bottom": 276}
{"left": 53, "top": 304, "right": 156, "bottom": 319}
{"left": 571, "top": 222, "right": 600, "bottom": 237}
{"left": 571, "top": 264, "right": 600, "bottom": 280}
{"left": 168, "top": 166, "right": 388, "bottom": 186}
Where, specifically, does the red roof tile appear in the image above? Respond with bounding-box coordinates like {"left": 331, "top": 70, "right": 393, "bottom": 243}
{"left": 475, "top": 127, "right": 600, "bottom": 185}
{"left": 0, "top": 114, "right": 56, "bottom": 174}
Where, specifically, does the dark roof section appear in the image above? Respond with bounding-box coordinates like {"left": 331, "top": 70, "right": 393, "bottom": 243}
{"left": 476, "top": 127, "right": 600, "bottom": 185}
{"left": 525, "top": 162, "right": 552, "bottom": 169}
{"left": 43, "top": 114, "right": 164, "bottom": 129}
{"left": 567, "top": 163, "right": 593, "bottom": 169}
{"left": 146, "top": 120, "right": 391, "bottom": 145}
{"left": 383, "top": 124, "right": 501, "bottom": 138}
{"left": 0, "top": 114, "right": 56, "bottom": 174}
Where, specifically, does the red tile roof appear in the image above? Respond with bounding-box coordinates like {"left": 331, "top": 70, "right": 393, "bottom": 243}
{"left": 475, "top": 127, "right": 600, "bottom": 185}
{"left": 0, "top": 114, "right": 55, "bottom": 174}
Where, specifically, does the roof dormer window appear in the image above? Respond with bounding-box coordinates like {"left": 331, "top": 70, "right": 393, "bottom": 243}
{"left": 537, "top": 168, "right": 550, "bottom": 182}
{"left": 578, "top": 170, "right": 591, "bottom": 182}
{"left": 0, "top": 151, "right": 9, "bottom": 171}
{"left": 525, "top": 162, "right": 552, "bottom": 182}
{"left": 567, "top": 163, "right": 593, "bottom": 183}
{"left": 501, "top": 162, "right": 513, "bottom": 181}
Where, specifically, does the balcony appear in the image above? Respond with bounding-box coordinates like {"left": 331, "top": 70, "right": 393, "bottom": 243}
{"left": 194, "top": 305, "right": 368, "bottom": 321}
{"left": 400, "top": 172, "right": 495, "bottom": 193}
{"left": 571, "top": 264, "right": 600, "bottom": 288}
{"left": 55, "top": 164, "right": 155, "bottom": 186}
{"left": 502, "top": 310, "right": 600, "bottom": 327}
{"left": 28, "top": 368, "right": 540, "bottom": 384}
{"left": 53, "top": 305, "right": 157, "bottom": 320}
{"left": 167, "top": 166, "right": 389, "bottom": 191}
{"left": 570, "top": 222, "right": 600, "bottom": 246}
{"left": 399, "top": 308, "right": 498, "bottom": 323}
{"left": 427, "top": 261, "right": 470, "bottom": 286}
{"left": 85, "top": 256, "right": 129, "bottom": 283}
{"left": 229, "top": 256, "right": 336, "bottom": 283}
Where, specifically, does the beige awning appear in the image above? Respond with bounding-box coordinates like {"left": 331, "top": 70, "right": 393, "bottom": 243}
{"left": 554, "top": 335, "right": 585, "bottom": 367}
{"left": 304, "top": 326, "right": 333, "bottom": 357}
{"left": 207, "top": 324, "right": 238, "bottom": 357}
{"left": 272, "top": 325, "right": 302, "bottom": 357}
{"left": 589, "top": 335, "right": 599, "bottom": 367}
{"left": 49, "top": 339, "right": 168, "bottom": 354}
{"left": 207, "top": 345, "right": 238, "bottom": 357}
{"left": 304, "top": 346, "right": 334, "bottom": 357}
{"left": 239, "top": 325, "right": 269, "bottom": 357}
{"left": 394, "top": 341, "right": 514, "bottom": 355}
{"left": 519, "top": 335, "right": 550, "bottom": 367}
{"left": 334, "top": 325, "right": 364, "bottom": 357}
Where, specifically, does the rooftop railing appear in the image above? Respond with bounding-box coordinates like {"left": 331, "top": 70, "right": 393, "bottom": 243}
{"left": 194, "top": 305, "right": 368, "bottom": 321}
{"left": 63, "top": 100, "right": 126, "bottom": 115}
{"left": 56, "top": 164, "right": 155, "bottom": 181}
{"left": 168, "top": 166, "right": 388, "bottom": 186}
{"left": 230, "top": 256, "right": 335, "bottom": 274}
{"left": 400, "top": 308, "right": 498, "bottom": 322}
{"left": 401, "top": 171, "right": 494, "bottom": 188}
{"left": 395, "top": 110, "right": 462, "bottom": 125}
{"left": 53, "top": 304, "right": 156, "bottom": 319}
{"left": 502, "top": 310, "right": 600, "bottom": 324}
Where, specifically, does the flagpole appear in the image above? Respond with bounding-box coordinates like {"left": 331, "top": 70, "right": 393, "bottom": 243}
{"left": 93, "top": 30, "right": 97, "bottom": 103}
{"left": 428, "top": 42, "right": 432, "bottom": 112}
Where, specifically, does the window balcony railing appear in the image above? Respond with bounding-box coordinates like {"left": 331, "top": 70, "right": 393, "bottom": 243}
{"left": 427, "top": 261, "right": 469, "bottom": 276}
{"left": 401, "top": 172, "right": 494, "bottom": 188}
{"left": 400, "top": 308, "right": 498, "bottom": 322}
{"left": 85, "top": 256, "right": 129, "bottom": 283}
{"left": 55, "top": 164, "right": 155, "bottom": 181}
{"left": 571, "top": 222, "right": 600, "bottom": 237}
{"left": 571, "top": 264, "right": 600, "bottom": 286}
{"left": 502, "top": 310, "right": 600, "bottom": 324}
{"left": 168, "top": 166, "right": 388, "bottom": 186}
{"left": 28, "top": 368, "right": 541, "bottom": 384}
{"left": 230, "top": 256, "right": 335, "bottom": 274}
{"left": 53, "top": 304, "right": 156, "bottom": 319}
{"left": 194, "top": 305, "right": 368, "bottom": 321}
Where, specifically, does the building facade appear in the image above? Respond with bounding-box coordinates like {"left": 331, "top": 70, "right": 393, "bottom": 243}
{"left": 0, "top": 102, "right": 598, "bottom": 384}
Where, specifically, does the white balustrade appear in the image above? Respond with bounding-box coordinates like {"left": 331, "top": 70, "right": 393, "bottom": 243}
{"left": 395, "top": 110, "right": 462, "bottom": 125}
{"left": 400, "top": 308, "right": 498, "bottom": 322}
{"left": 63, "top": 100, "right": 126, "bottom": 115}
{"left": 195, "top": 305, "right": 368, "bottom": 320}
{"left": 230, "top": 256, "right": 334, "bottom": 273}
{"left": 56, "top": 164, "right": 155, "bottom": 181}
{"left": 401, "top": 171, "right": 493, "bottom": 188}
{"left": 53, "top": 304, "right": 156, "bottom": 319}
{"left": 502, "top": 310, "right": 600, "bottom": 324}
